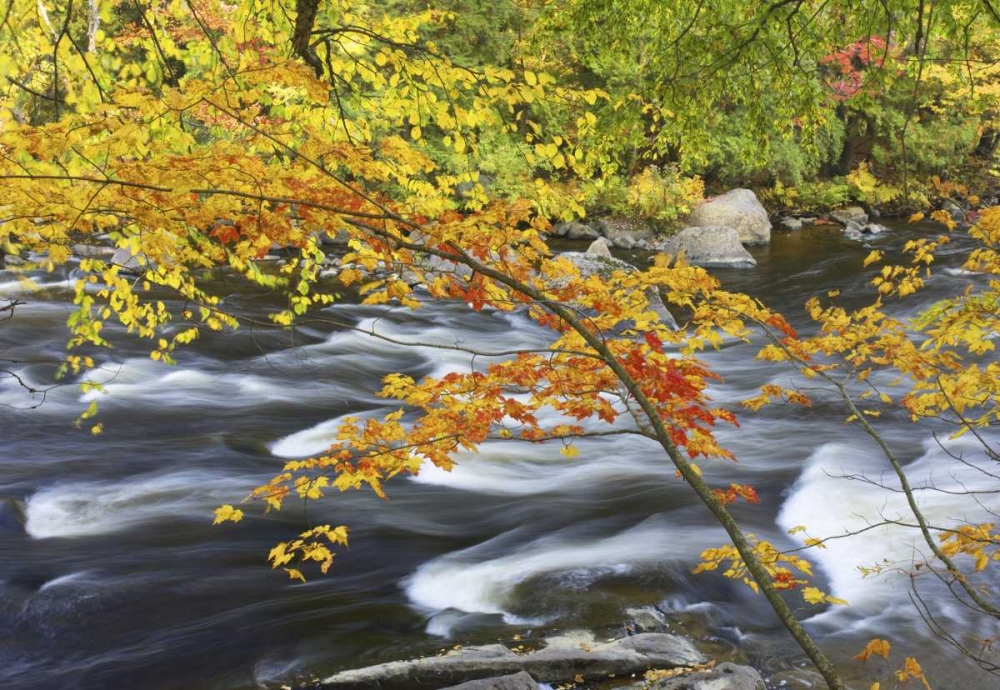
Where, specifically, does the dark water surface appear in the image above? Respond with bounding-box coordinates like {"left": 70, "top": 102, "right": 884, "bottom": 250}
{"left": 1, "top": 224, "right": 997, "bottom": 689}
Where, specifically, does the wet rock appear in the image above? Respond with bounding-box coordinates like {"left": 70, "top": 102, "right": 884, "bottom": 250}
{"left": 626, "top": 605, "right": 670, "bottom": 633}
{"left": 72, "top": 244, "right": 115, "bottom": 259}
{"left": 844, "top": 222, "right": 890, "bottom": 241}
{"left": 627, "top": 662, "right": 765, "bottom": 690}
{"left": 686, "top": 189, "right": 771, "bottom": 245}
{"left": 652, "top": 226, "right": 756, "bottom": 268}
{"left": 779, "top": 217, "right": 803, "bottom": 231}
{"left": 597, "top": 216, "right": 657, "bottom": 249}
{"left": 553, "top": 221, "right": 600, "bottom": 240}
{"left": 320, "top": 631, "right": 705, "bottom": 689}
{"left": 830, "top": 206, "right": 868, "bottom": 226}
{"left": 586, "top": 237, "right": 613, "bottom": 257}
{"left": 442, "top": 671, "right": 540, "bottom": 689}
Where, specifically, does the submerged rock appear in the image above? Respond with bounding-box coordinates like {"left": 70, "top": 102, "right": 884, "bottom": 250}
{"left": 652, "top": 226, "right": 756, "bottom": 268}
{"left": 686, "top": 189, "right": 771, "bottom": 245}
{"left": 320, "top": 631, "right": 705, "bottom": 689}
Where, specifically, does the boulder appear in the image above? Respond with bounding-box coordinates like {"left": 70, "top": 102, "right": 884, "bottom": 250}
{"left": 686, "top": 189, "right": 771, "bottom": 245}
{"left": 442, "top": 671, "right": 540, "bottom": 690}
{"left": 830, "top": 206, "right": 868, "bottom": 226}
{"left": 552, "top": 221, "right": 600, "bottom": 240}
{"left": 558, "top": 252, "right": 678, "bottom": 329}
{"left": 586, "top": 237, "right": 613, "bottom": 257}
{"left": 597, "top": 216, "right": 657, "bottom": 249}
{"left": 652, "top": 227, "right": 756, "bottom": 268}
{"left": 631, "top": 662, "right": 766, "bottom": 690}
{"left": 320, "top": 631, "right": 705, "bottom": 689}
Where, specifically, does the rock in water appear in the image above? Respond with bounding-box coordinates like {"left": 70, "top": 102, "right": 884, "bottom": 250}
{"left": 830, "top": 206, "right": 868, "bottom": 226}
{"left": 586, "top": 237, "right": 613, "bottom": 257}
{"left": 652, "top": 226, "right": 756, "bottom": 268}
{"left": 320, "top": 631, "right": 705, "bottom": 689}
{"left": 597, "top": 216, "right": 657, "bottom": 249}
{"left": 442, "top": 671, "right": 540, "bottom": 689}
{"left": 629, "top": 662, "right": 765, "bottom": 690}
{"left": 686, "top": 189, "right": 771, "bottom": 245}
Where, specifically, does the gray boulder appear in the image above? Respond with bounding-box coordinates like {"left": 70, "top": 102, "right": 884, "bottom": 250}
{"left": 830, "top": 206, "right": 868, "bottom": 226}
{"left": 652, "top": 227, "right": 756, "bottom": 268}
{"left": 630, "top": 662, "right": 765, "bottom": 690}
{"left": 558, "top": 252, "right": 678, "bottom": 329}
{"left": 778, "top": 217, "right": 803, "bottom": 231}
{"left": 442, "top": 671, "right": 540, "bottom": 690}
{"left": 552, "top": 221, "right": 600, "bottom": 240}
{"left": 597, "top": 216, "right": 657, "bottom": 249}
{"left": 320, "top": 631, "right": 705, "bottom": 689}
{"left": 686, "top": 189, "right": 771, "bottom": 245}
{"left": 73, "top": 244, "right": 115, "bottom": 259}
{"left": 586, "top": 237, "right": 613, "bottom": 257}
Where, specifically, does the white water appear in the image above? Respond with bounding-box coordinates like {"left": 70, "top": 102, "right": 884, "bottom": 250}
{"left": 24, "top": 471, "right": 255, "bottom": 539}
{"left": 778, "top": 437, "right": 1000, "bottom": 629}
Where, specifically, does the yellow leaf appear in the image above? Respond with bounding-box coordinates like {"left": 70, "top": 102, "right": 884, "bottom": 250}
{"left": 854, "top": 638, "right": 891, "bottom": 662}
{"left": 560, "top": 444, "right": 579, "bottom": 458}
{"left": 213, "top": 504, "right": 245, "bottom": 525}
{"left": 284, "top": 568, "right": 306, "bottom": 583}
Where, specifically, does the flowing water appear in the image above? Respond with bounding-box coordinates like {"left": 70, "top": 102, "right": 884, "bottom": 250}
{"left": 0, "top": 224, "right": 997, "bottom": 689}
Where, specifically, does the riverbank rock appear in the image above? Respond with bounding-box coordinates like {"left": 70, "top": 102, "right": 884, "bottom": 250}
{"left": 652, "top": 227, "right": 756, "bottom": 268}
{"left": 625, "top": 662, "right": 765, "bottom": 690}
{"left": 111, "top": 246, "right": 146, "bottom": 275}
{"left": 442, "top": 671, "right": 540, "bottom": 689}
{"left": 597, "top": 216, "right": 657, "bottom": 249}
{"left": 778, "top": 217, "right": 803, "bottom": 231}
{"left": 941, "top": 199, "right": 968, "bottom": 223}
{"left": 558, "top": 252, "right": 678, "bottom": 329}
{"left": 552, "top": 221, "right": 600, "bottom": 240}
{"left": 320, "top": 631, "right": 706, "bottom": 689}
{"left": 830, "top": 206, "right": 868, "bottom": 226}
{"left": 686, "top": 189, "right": 771, "bottom": 245}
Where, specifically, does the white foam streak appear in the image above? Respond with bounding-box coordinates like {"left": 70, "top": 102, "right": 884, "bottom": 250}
{"left": 778, "top": 438, "right": 1000, "bottom": 620}
{"left": 404, "top": 516, "right": 709, "bottom": 619}
{"left": 25, "top": 471, "right": 252, "bottom": 539}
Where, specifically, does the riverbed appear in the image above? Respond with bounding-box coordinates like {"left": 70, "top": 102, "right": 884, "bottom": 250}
{"left": 1, "top": 223, "right": 997, "bottom": 689}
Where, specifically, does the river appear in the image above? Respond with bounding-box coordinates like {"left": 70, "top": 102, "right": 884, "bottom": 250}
{"left": 0, "top": 223, "right": 997, "bottom": 689}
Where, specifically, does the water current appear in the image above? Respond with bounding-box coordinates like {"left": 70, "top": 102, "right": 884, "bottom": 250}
{"left": 0, "top": 224, "right": 997, "bottom": 689}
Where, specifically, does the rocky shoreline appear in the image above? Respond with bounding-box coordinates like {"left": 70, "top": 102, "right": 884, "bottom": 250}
{"left": 314, "top": 627, "right": 764, "bottom": 690}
